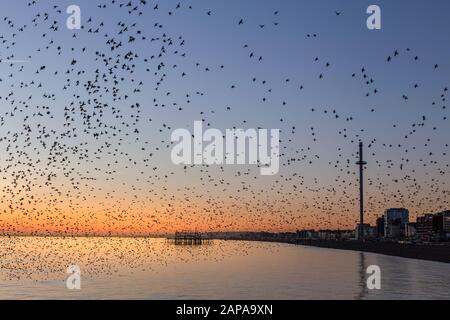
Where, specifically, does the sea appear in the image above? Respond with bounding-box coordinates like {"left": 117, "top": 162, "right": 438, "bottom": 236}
{"left": 0, "top": 237, "right": 449, "bottom": 299}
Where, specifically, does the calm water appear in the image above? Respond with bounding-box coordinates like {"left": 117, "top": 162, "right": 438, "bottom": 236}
{"left": 0, "top": 237, "right": 449, "bottom": 300}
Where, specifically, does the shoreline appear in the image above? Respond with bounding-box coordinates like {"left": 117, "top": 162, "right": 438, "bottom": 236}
{"left": 296, "top": 240, "right": 450, "bottom": 264}
{"left": 2, "top": 235, "right": 449, "bottom": 264}
{"left": 211, "top": 237, "right": 450, "bottom": 264}
{"left": 261, "top": 238, "right": 450, "bottom": 264}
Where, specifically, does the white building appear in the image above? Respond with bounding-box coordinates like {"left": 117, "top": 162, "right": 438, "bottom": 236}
{"left": 405, "top": 223, "right": 417, "bottom": 238}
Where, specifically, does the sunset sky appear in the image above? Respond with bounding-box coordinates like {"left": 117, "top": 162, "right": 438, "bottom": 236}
{"left": 0, "top": 0, "right": 449, "bottom": 235}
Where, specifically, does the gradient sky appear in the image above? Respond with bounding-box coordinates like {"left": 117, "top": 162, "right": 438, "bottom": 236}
{"left": 0, "top": 0, "right": 449, "bottom": 234}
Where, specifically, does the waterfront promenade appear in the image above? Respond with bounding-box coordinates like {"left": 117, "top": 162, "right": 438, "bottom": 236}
{"left": 207, "top": 232, "right": 450, "bottom": 263}
{"left": 297, "top": 240, "right": 450, "bottom": 264}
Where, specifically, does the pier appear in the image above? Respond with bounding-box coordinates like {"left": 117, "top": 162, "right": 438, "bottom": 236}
{"left": 168, "top": 231, "right": 212, "bottom": 245}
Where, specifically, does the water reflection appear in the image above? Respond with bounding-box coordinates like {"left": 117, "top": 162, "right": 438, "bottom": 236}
{"left": 0, "top": 237, "right": 449, "bottom": 299}
{"left": 356, "top": 252, "right": 368, "bottom": 300}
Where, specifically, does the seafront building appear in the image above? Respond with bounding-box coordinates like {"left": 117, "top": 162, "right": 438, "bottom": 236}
{"left": 297, "top": 230, "right": 318, "bottom": 239}
{"left": 355, "top": 224, "right": 376, "bottom": 239}
{"left": 416, "top": 214, "right": 435, "bottom": 241}
{"left": 416, "top": 211, "right": 450, "bottom": 241}
{"left": 444, "top": 211, "right": 450, "bottom": 236}
{"left": 294, "top": 209, "right": 450, "bottom": 243}
{"left": 296, "top": 229, "right": 354, "bottom": 240}
{"left": 367, "top": 209, "right": 450, "bottom": 242}
{"left": 405, "top": 222, "right": 417, "bottom": 239}
{"left": 297, "top": 208, "right": 450, "bottom": 243}
{"left": 384, "top": 208, "right": 409, "bottom": 239}
{"left": 376, "top": 216, "right": 385, "bottom": 237}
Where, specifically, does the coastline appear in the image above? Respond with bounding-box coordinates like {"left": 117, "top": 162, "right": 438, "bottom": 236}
{"left": 296, "top": 240, "right": 450, "bottom": 264}
{"left": 211, "top": 237, "right": 450, "bottom": 264}
{"left": 2, "top": 235, "right": 448, "bottom": 264}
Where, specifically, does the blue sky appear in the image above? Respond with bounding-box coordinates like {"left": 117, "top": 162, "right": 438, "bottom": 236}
{"left": 0, "top": 0, "right": 449, "bottom": 232}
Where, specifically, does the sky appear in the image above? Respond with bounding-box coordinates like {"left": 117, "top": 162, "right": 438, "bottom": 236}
{"left": 0, "top": 0, "right": 449, "bottom": 235}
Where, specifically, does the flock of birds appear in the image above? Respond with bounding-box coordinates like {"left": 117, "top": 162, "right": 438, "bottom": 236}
{"left": 0, "top": 0, "right": 448, "bottom": 244}
{"left": 0, "top": 236, "right": 280, "bottom": 283}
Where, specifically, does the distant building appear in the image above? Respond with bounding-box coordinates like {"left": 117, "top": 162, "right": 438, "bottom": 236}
{"left": 384, "top": 208, "right": 409, "bottom": 239}
{"left": 318, "top": 230, "right": 335, "bottom": 240}
{"left": 355, "top": 224, "right": 375, "bottom": 239}
{"left": 443, "top": 211, "right": 450, "bottom": 229}
{"left": 297, "top": 229, "right": 354, "bottom": 240}
{"left": 369, "top": 226, "right": 377, "bottom": 238}
{"left": 405, "top": 222, "right": 417, "bottom": 239}
{"left": 416, "top": 214, "right": 434, "bottom": 241}
{"left": 431, "top": 211, "right": 450, "bottom": 241}
{"left": 416, "top": 212, "right": 450, "bottom": 242}
{"left": 318, "top": 230, "right": 350, "bottom": 240}
{"left": 443, "top": 211, "right": 450, "bottom": 241}
{"left": 339, "top": 230, "right": 355, "bottom": 239}
{"left": 296, "top": 229, "right": 317, "bottom": 239}
{"left": 376, "top": 215, "right": 385, "bottom": 237}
